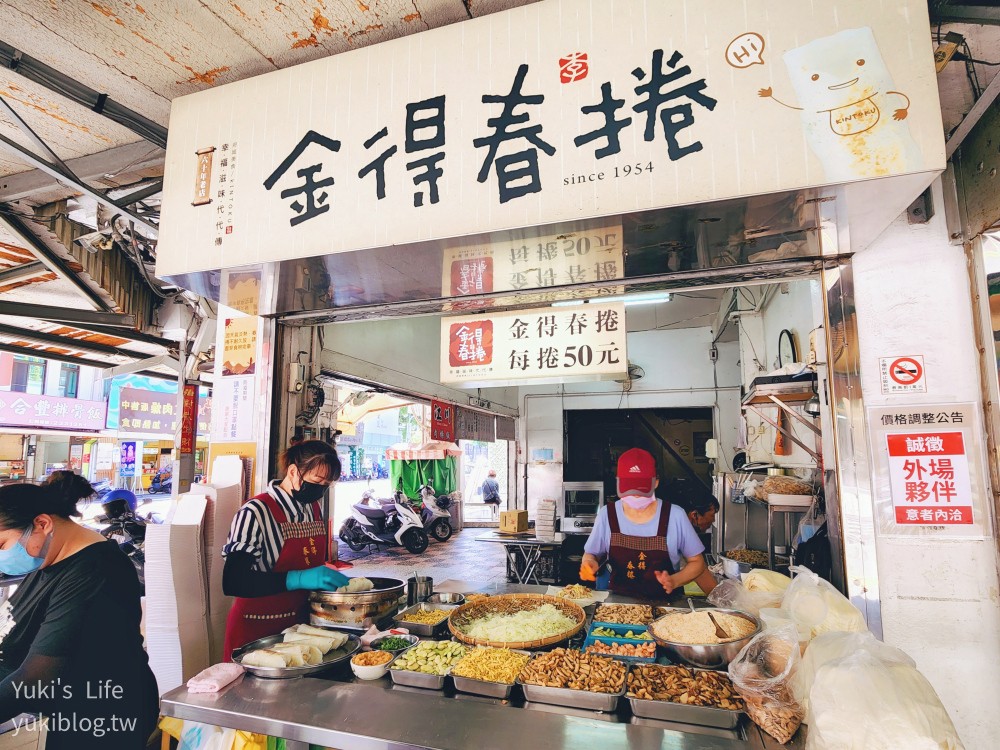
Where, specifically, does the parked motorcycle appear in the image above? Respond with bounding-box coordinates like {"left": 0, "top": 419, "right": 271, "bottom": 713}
{"left": 416, "top": 484, "right": 454, "bottom": 542}
{"left": 339, "top": 489, "right": 428, "bottom": 554}
{"left": 148, "top": 468, "right": 172, "bottom": 494}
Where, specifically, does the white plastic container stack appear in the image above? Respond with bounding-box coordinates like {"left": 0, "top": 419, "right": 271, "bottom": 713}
{"left": 535, "top": 498, "right": 558, "bottom": 539}
{"left": 144, "top": 495, "right": 210, "bottom": 694}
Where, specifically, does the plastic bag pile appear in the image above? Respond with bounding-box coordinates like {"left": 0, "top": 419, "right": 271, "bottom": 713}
{"left": 722, "top": 565, "right": 963, "bottom": 748}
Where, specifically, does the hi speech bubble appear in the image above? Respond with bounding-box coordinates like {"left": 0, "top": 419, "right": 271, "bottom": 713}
{"left": 726, "top": 32, "right": 765, "bottom": 68}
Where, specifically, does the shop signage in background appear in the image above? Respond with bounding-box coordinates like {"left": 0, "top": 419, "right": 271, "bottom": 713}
{"left": 224, "top": 268, "right": 263, "bottom": 316}
{"left": 455, "top": 407, "right": 496, "bottom": 443}
{"left": 180, "top": 384, "right": 199, "bottom": 454}
{"left": 212, "top": 376, "right": 255, "bottom": 442}
{"left": 440, "top": 303, "right": 627, "bottom": 388}
{"left": 118, "top": 387, "right": 212, "bottom": 435}
{"left": 221, "top": 317, "right": 258, "bottom": 376}
{"left": 0, "top": 393, "right": 106, "bottom": 431}
{"left": 430, "top": 400, "right": 455, "bottom": 442}
{"left": 496, "top": 416, "right": 516, "bottom": 442}
{"left": 156, "top": 0, "right": 943, "bottom": 278}
{"left": 868, "top": 403, "right": 989, "bottom": 538}
{"left": 440, "top": 219, "right": 624, "bottom": 304}
{"left": 879, "top": 355, "right": 926, "bottom": 394}
{"left": 120, "top": 441, "right": 137, "bottom": 477}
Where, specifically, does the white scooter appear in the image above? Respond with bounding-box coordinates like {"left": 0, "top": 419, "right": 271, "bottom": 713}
{"left": 339, "top": 489, "right": 429, "bottom": 554}
{"left": 417, "top": 483, "right": 454, "bottom": 542}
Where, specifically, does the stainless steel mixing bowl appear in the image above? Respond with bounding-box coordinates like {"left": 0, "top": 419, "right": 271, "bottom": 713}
{"left": 648, "top": 607, "right": 761, "bottom": 669}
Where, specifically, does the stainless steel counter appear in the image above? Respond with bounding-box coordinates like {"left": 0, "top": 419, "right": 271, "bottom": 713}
{"left": 160, "top": 584, "right": 805, "bottom": 750}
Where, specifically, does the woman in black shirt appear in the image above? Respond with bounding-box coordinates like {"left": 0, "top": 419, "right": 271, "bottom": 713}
{"left": 0, "top": 478, "right": 157, "bottom": 749}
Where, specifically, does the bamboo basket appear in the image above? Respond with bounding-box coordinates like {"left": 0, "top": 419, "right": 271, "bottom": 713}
{"left": 448, "top": 594, "right": 586, "bottom": 650}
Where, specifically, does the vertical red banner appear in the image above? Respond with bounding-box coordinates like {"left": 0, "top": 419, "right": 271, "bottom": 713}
{"left": 431, "top": 400, "right": 455, "bottom": 442}
{"left": 180, "top": 383, "right": 198, "bottom": 453}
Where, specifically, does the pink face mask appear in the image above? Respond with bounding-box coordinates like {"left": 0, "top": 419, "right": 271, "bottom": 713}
{"left": 621, "top": 495, "right": 657, "bottom": 511}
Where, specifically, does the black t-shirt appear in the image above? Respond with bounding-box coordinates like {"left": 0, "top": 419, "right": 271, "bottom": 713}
{"left": 0, "top": 541, "right": 157, "bottom": 749}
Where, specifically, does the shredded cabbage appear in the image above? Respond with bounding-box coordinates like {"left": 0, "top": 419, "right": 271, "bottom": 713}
{"left": 462, "top": 604, "right": 576, "bottom": 642}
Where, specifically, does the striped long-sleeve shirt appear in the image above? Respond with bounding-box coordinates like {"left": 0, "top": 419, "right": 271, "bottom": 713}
{"left": 222, "top": 480, "right": 321, "bottom": 571}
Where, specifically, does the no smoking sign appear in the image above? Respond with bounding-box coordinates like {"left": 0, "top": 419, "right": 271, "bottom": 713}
{"left": 879, "top": 355, "right": 926, "bottom": 394}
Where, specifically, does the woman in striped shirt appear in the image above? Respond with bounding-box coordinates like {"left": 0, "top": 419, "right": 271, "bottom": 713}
{"left": 222, "top": 441, "right": 350, "bottom": 655}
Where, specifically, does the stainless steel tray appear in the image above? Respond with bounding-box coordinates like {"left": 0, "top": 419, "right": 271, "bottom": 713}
{"left": 232, "top": 633, "right": 359, "bottom": 679}
{"left": 450, "top": 648, "right": 531, "bottom": 699}
{"left": 389, "top": 667, "right": 448, "bottom": 690}
{"left": 451, "top": 674, "right": 515, "bottom": 699}
{"left": 517, "top": 680, "right": 625, "bottom": 712}
{"left": 627, "top": 696, "right": 742, "bottom": 729}
{"left": 393, "top": 602, "right": 457, "bottom": 636}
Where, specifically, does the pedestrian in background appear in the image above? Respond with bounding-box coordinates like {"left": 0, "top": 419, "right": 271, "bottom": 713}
{"left": 481, "top": 469, "right": 501, "bottom": 518}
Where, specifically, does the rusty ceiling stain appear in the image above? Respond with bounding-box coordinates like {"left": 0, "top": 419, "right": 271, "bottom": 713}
{"left": 183, "top": 66, "right": 232, "bottom": 85}
{"left": 403, "top": 12, "right": 421, "bottom": 22}
{"left": 230, "top": 3, "right": 249, "bottom": 20}
{"left": 312, "top": 9, "right": 333, "bottom": 34}
{"left": 291, "top": 34, "right": 319, "bottom": 49}
{"left": 357, "top": 1, "right": 369, "bottom": 11}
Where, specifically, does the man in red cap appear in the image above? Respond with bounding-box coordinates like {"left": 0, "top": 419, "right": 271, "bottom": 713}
{"left": 579, "top": 448, "right": 707, "bottom": 600}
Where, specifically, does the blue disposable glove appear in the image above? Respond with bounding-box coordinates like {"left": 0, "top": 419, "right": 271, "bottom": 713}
{"left": 286, "top": 566, "right": 351, "bottom": 592}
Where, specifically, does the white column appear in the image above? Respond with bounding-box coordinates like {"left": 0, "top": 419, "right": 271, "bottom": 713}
{"left": 852, "top": 177, "right": 1000, "bottom": 747}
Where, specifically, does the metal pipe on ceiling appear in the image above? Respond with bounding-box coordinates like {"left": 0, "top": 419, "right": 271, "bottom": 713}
{"left": 0, "top": 323, "right": 149, "bottom": 360}
{"left": 0, "top": 40, "right": 168, "bottom": 149}
{"left": 0, "top": 300, "right": 135, "bottom": 328}
{"left": 0, "top": 261, "right": 46, "bottom": 285}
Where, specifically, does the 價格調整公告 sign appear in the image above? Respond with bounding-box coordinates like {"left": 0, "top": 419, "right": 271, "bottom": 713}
{"left": 156, "top": 0, "right": 944, "bottom": 278}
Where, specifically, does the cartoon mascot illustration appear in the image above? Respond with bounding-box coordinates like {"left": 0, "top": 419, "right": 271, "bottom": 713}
{"left": 759, "top": 27, "right": 922, "bottom": 181}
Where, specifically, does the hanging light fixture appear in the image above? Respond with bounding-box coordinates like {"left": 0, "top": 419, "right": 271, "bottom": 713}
{"left": 804, "top": 376, "right": 821, "bottom": 417}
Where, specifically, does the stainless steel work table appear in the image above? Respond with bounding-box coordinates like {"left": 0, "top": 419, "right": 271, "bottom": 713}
{"left": 161, "top": 584, "right": 806, "bottom": 750}
{"left": 476, "top": 532, "right": 564, "bottom": 584}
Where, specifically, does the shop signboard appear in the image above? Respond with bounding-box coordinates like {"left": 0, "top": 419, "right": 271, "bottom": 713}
{"left": 455, "top": 407, "right": 496, "bottom": 443}
{"left": 211, "top": 376, "right": 255, "bottom": 443}
{"left": 120, "top": 441, "right": 137, "bottom": 478}
{"left": 157, "top": 0, "right": 944, "bottom": 279}
{"left": 430, "top": 400, "right": 454, "bottom": 442}
{"left": 118, "top": 387, "right": 212, "bottom": 435}
{"left": 440, "top": 302, "right": 627, "bottom": 388}
{"left": 0, "top": 393, "right": 105, "bottom": 431}
{"left": 221, "top": 317, "right": 258, "bottom": 376}
{"left": 224, "top": 268, "right": 263, "bottom": 316}
{"left": 496, "top": 416, "right": 516, "bottom": 442}
{"left": 180, "top": 384, "right": 199, "bottom": 453}
{"left": 868, "top": 403, "right": 990, "bottom": 538}
{"left": 440, "top": 218, "right": 624, "bottom": 303}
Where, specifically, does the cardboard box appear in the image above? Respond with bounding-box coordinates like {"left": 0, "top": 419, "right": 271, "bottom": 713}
{"left": 500, "top": 510, "right": 529, "bottom": 533}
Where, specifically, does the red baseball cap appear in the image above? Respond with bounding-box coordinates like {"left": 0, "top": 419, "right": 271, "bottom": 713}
{"left": 616, "top": 448, "right": 657, "bottom": 496}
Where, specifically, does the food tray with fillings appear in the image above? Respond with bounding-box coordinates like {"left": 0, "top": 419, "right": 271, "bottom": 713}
{"left": 389, "top": 641, "right": 466, "bottom": 690}
{"left": 231, "top": 633, "right": 360, "bottom": 679}
{"left": 450, "top": 648, "right": 532, "bottom": 699}
{"left": 516, "top": 648, "right": 627, "bottom": 712}
{"left": 626, "top": 664, "right": 744, "bottom": 729}
{"left": 448, "top": 593, "right": 586, "bottom": 649}
{"left": 393, "top": 602, "right": 458, "bottom": 637}
{"left": 583, "top": 630, "right": 657, "bottom": 664}
{"left": 592, "top": 603, "right": 655, "bottom": 626}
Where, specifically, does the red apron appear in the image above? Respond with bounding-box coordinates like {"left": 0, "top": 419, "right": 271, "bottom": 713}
{"left": 224, "top": 491, "right": 328, "bottom": 659}
{"left": 607, "top": 499, "right": 680, "bottom": 601}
